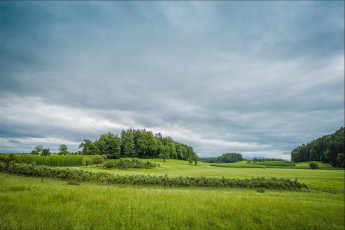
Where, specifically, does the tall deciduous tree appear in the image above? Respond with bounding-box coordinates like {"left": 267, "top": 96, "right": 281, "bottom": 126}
{"left": 96, "top": 132, "right": 122, "bottom": 159}
{"left": 121, "top": 129, "right": 136, "bottom": 157}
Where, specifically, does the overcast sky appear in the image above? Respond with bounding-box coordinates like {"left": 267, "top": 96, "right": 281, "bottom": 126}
{"left": 0, "top": 1, "right": 344, "bottom": 159}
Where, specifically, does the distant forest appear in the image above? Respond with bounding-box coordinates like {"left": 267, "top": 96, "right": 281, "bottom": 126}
{"left": 79, "top": 128, "right": 198, "bottom": 162}
{"left": 291, "top": 127, "right": 344, "bottom": 167}
{"left": 199, "top": 153, "right": 243, "bottom": 163}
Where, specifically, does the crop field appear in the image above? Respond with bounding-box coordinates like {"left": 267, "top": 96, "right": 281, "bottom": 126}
{"left": 0, "top": 159, "right": 344, "bottom": 229}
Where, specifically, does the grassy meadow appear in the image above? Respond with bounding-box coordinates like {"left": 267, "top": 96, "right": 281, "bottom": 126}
{"left": 81, "top": 159, "right": 345, "bottom": 191}
{"left": 0, "top": 173, "right": 344, "bottom": 230}
{"left": 1, "top": 159, "right": 344, "bottom": 229}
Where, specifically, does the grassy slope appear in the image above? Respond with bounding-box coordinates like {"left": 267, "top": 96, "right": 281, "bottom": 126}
{"left": 82, "top": 159, "right": 345, "bottom": 190}
{"left": 0, "top": 173, "right": 344, "bottom": 230}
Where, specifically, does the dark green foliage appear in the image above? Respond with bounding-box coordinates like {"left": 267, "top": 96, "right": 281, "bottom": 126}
{"left": 291, "top": 127, "right": 344, "bottom": 167}
{"left": 309, "top": 162, "right": 319, "bottom": 169}
{"left": 251, "top": 158, "right": 288, "bottom": 162}
{"left": 78, "top": 128, "right": 198, "bottom": 162}
{"left": 96, "top": 132, "right": 122, "bottom": 159}
{"left": 58, "top": 144, "right": 69, "bottom": 155}
{"left": 217, "top": 153, "right": 243, "bottom": 163}
{"left": 93, "top": 155, "right": 105, "bottom": 167}
{"left": 82, "top": 157, "right": 93, "bottom": 167}
{"left": 0, "top": 161, "right": 308, "bottom": 191}
{"left": 211, "top": 163, "right": 267, "bottom": 169}
{"left": 31, "top": 150, "right": 39, "bottom": 155}
{"left": 104, "top": 158, "right": 158, "bottom": 169}
{"left": 158, "top": 146, "right": 170, "bottom": 162}
{"left": 121, "top": 129, "right": 136, "bottom": 157}
{"left": 42, "top": 149, "right": 50, "bottom": 156}
{"left": 104, "top": 160, "right": 115, "bottom": 169}
{"left": 256, "top": 188, "right": 265, "bottom": 193}
{"left": 79, "top": 139, "right": 100, "bottom": 155}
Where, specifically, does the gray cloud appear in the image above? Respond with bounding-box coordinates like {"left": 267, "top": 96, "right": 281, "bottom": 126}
{"left": 0, "top": 2, "right": 343, "bottom": 158}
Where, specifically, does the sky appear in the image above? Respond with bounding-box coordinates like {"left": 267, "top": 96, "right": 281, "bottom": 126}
{"left": 0, "top": 1, "right": 344, "bottom": 159}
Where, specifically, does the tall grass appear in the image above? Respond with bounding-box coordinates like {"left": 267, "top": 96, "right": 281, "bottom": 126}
{"left": 0, "top": 173, "right": 344, "bottom": 230}
{"left": 0, "top": 154, "right": 103, "bottom": 167}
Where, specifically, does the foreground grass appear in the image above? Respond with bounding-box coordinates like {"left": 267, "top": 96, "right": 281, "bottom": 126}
{"left": 0, "top": 173, "right": 344, "bottom": 230}
{"left": 82, "top": 159, "right": 345, "bottom": 191}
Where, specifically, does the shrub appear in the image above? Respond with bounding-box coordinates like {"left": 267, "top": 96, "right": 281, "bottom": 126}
{"left": 0, "top": 161, "right": 309, "bottom": 191}
{"left": 31, "top": 150, "right": 39, "bottom": 155}
{"left": 82, "top": 157, "right": 93, "bottom": 168}
{"left": 256, "top": 188, "right": 265, "bottom": 193}
{"left": 103, "top": 158, "right": 158, "bottom": 169}
{"left": 104, "top": 160, "right": 115, "bottom": 169}
{"left": 93, "top": 155, "right": 105, "bottom": 167}
{"left": 309, "top": 162, "right": 319, "bottom": 169}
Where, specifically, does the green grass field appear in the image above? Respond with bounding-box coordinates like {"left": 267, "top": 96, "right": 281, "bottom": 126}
{"left": 81, "top": 159, "right": 345, "bottom": 191}
{"left": 0, "top": 173, "right": 344, "bottom": 230}
{"left": 1, "top": 159, "right": 344, "bottom": 229}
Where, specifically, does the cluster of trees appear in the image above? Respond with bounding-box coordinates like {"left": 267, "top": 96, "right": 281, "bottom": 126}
{"left": 217, "top": 153, "right": 243, "bottom": 163}
{"left": 0, "top": 161, "right": 308, "bottom": 190}
{"left": 31, "top": 144, "right": 73, "bottom": 156}
{"left": 79, "top": 129, "right": 198, "bottom": 162}
{"left": 291, "top": 127, "right": 344, "bottom": 167}
{"left": 249, "top": 158, "right": 288, "bottom": 162}
{"left": 200, "top": 153, "right": 243, "bottom": 163}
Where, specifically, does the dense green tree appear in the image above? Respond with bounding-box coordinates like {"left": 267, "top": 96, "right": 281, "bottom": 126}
{"left": 309, "top": 162, "right": 319, "bottom": 169}
{"left": 58, "top": 144, "right": 69, "bottom": 155}
{"left": 93, "top": 155, "right": 105, "bottom": 167}
{"left": 137, "top": 131, "right": 158, "bottom": 157}
{"left": 217, "top": 153, "right": 243, "bottom": 163}
{"left": 31, "top": 150, "right": 39, "bottom": 155}
{"left": 161, "top": 137, "right": 177, "bottom": 159}
{"left": 121, "top": 129, "right": 136, "bottom": 157}
{"left": 79, "top": 139, "right": 100, "bottom": 155}
{"left": 82, "top": 157, "right": 92, "bottom": 167}
{"left": 175, "top": 143, "right": 187, "bottom": 160}
{"left": 158, "top": 146, "right": 170, "bottom": 162}
{"left": 78, "top": 128, "right": 199, "bottom": 162}
{"left": 95, "top": 132, "right": 122, "bottom": 159}
{"left": 42, "top": 148, "right": 50, "bottom": 156}
{"left": 35, "top": 145, "right": 43, "bottom": 153}
{"left": 291, "top": 127, "right": 344, "bottom": 167}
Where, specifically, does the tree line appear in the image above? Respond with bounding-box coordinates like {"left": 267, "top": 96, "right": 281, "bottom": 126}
{"left": 200, "top": 153, "right": 243, "bottom": 163}
{"left": 79, "top": 128, "right": 198, "bottom": 162}
{"left": 291, "top": 127, "right": 344, "bottom": 167}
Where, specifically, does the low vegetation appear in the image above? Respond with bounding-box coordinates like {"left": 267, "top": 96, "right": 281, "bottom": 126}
{"left": 1, "top": 173, "right": 344, "bottom": 230}
{"left": 104, "top": 158, "right": 158, "bottom": 169}
{"left": 0, "top": 161, "right": 308, "bottom": 190}
{"left": 0, "top": 154, "right": 105, "bottom": 167}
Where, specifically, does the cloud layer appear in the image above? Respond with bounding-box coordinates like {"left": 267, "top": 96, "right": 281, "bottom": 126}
{"left": 1, "top": 1, "right": 344, "bottom": 159}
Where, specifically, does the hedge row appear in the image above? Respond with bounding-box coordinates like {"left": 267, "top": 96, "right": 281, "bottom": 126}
{"left": 0, "top": 161, "right": 308, "bottom": 190}
{"left": 104, "top": 158, "right": 158, "bottom": 169}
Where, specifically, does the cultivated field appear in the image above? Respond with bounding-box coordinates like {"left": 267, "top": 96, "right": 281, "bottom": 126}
{"left": 0, "top": 159, "right": 344, "bottom": 230}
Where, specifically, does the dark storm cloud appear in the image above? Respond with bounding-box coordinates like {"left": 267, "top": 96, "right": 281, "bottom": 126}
{"left": 0, "top": 1, "right": 343, "bottom": 158}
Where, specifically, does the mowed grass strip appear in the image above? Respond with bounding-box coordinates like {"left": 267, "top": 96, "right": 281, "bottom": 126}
{"left": 0, "top": 173, "right": 344, "bottom": 230}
